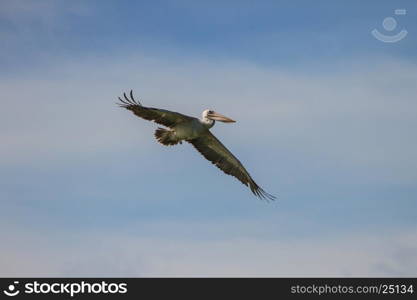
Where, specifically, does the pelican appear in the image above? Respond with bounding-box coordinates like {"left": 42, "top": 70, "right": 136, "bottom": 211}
{"left": 118, "top": 90, "right": 275, "bottom": 200}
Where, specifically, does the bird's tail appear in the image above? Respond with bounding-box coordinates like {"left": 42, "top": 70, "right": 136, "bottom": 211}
{"left": 154, "top": 128, "right": 181, "bottom": 146}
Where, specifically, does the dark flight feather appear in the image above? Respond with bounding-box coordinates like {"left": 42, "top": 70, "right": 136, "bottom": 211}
{"left": 118, "top": 90, "right": 195, "bottom": 128}
{"left": 189, "top": 131, "right": 275, "bottom": 201}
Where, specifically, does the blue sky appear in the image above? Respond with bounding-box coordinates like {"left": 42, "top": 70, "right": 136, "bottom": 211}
{"left": 1, "top": 0, "right": 417, "bottom": 276}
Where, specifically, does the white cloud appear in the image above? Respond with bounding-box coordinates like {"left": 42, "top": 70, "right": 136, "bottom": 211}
{"left": 1, "top": 54, "right": 417, "bottom": 184}
{"left": 1, "top": 224, "right": 416, "bottom": 277}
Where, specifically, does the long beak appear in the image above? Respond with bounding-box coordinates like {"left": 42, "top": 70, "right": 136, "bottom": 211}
{"left": 207, "top": 111, "right": 236, "bottom": 123}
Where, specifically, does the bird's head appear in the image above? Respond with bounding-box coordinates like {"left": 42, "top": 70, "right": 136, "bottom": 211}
{"left": 202, "top": 109, "right": 236, "bottom": 123}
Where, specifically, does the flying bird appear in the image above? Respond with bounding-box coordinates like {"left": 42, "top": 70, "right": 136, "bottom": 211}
{"left": 118, "top": 90, "right": 275, "bottom": 200}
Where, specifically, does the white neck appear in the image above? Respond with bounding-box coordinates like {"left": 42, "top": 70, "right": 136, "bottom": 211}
{"left": 200, "top": 117, "right": 215, "bottom": 128}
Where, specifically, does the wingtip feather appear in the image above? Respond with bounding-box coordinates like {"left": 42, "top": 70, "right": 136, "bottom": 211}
{"left": 117, "top": 90, "right": 142, "bottom": 107}
{"left": 252, "top": 184, "right": 276, "bottom": 202}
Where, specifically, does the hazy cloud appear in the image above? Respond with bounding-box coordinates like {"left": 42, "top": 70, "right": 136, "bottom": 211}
{"left": 1, "top": 55, "right": 416, "bottom": 185}
{"left": 1, "top": 224, "right": 416, "bottom": 277}
{"left": 1, "top": 1, "right": 416, "bottom": 278}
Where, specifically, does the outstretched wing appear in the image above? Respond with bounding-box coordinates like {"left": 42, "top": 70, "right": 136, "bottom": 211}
{"left": 118, "top": 90, "right": 196, "bottom": 128}
{"left": 189, "top": 131, "right": 275, "bottom": 200}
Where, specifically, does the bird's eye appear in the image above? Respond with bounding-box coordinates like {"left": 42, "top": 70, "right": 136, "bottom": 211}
{"left": 208, "top": 110, "right": 214, "bottom": 114}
